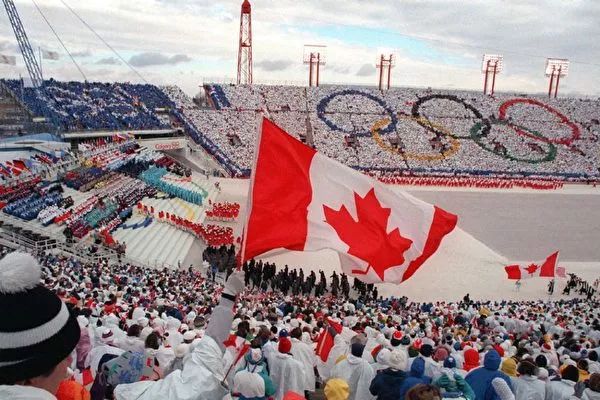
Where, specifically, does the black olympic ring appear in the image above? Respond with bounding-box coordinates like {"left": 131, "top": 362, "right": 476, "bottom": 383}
{"left": 411, "top": 94, "right": 491, "bottom": 140}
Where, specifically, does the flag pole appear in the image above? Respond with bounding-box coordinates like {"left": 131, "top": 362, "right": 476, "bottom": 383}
{"left": 237, "top": 114, "right": 265, "bottom": 270}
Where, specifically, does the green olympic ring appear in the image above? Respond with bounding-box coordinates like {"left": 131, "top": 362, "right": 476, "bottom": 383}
{"left": 470, "top": 121, "right": 557, "bottom": 164}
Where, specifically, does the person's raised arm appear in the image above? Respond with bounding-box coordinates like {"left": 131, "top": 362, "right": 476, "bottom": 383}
{"left": 205, "top": 270, "right": 245, "bottom": 352}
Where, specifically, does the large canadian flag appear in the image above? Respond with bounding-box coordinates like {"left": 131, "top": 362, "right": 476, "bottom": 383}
{"left": 243, "top": 118, "right": 458, "bottom": 284}
{"left": 504, "top": 251, "right": 563, "bottom": 280}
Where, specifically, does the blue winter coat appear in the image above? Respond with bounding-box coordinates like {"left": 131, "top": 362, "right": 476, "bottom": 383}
{"left": 369, "top": 368, "right": 406, "bottom": 400}
{"left": 465, "top": 350, "right": 513, "bottom": 400}
{"left": 398, "top": 358, "right": 431, "bottom": 400}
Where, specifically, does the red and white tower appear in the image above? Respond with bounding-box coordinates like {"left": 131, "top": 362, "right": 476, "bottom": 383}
{"left": 236, "top": 0, "right": 252, "bottom": 85}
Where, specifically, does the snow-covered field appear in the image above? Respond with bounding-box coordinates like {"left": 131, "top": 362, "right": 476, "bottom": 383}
{"left": 217, "top": 178, "right": 600, "bottom": 301}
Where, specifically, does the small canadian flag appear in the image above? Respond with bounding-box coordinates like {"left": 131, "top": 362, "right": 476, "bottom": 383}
{"left": 242, "top": 118, "right": 458, "bottom": 284}
{"left": 504, "top": 251, "right": 564, "bottom": 280}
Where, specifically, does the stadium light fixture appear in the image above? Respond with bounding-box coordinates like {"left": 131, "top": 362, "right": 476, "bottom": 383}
{"left": 545, "top": 58, "right": 569, "bottom": 99}
{"left": 482, "top": 54, "right": 503, "bottom": 96}
{"left": 376, "top": 52, "right": 395, "bottom": 91}
{"left": 303, "top": 44, "right": 327, "bottom": 87}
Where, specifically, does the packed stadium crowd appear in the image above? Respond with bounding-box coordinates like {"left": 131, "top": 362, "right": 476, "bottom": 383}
{"left": 195, "top": 84, "right": 600, "bottom": 182}
{"left": 2, "top": 248, "right": 600, "bottom": 400}
{"left": 2, "top": 78, "right": 599, "bottom": 182}
{"left": 1, "top": 79, "right": 174, "bottom": 132}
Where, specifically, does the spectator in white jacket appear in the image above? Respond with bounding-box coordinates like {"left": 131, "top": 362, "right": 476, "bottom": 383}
{"left": 330, "top": 342, "right": 376, "bottom": 400}
{"left": 270, "top": 336, "right": 306, "bottom": 400}
{"left": 511, "top": 359, "right": 545, "bottom": 400}
{"left": 546, "top": 365, "right": 579, "bottom": 400}
{"left": 290, "top": 327, "right": 317, "bottom": 397}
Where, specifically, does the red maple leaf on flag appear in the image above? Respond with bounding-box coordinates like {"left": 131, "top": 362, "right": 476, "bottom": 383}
{"left": 323, "top": 188, "right": 413, "bottom": 280}
{"left": 526, "top": 263, "right": 538, "bottom": 275}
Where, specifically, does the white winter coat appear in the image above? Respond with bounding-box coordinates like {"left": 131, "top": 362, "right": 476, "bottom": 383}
{"left": 0, "top": 385, "right": 56, "bottom": 400}
{"left": 545, "top": 380, "right": 576, "bottom": 400}
{"left": 578, "top": 389, "right": 600, "bottom": 400}
{"left": 115, "top": 336, "right": 145, "bottom": 353}
{"left": 322, "top": 335, "right": 348, "bottom": 380}
{"left": 155, "top": 346, "right": 175, "bottom": 371}
{"left": 233, "top": 364, "right": 269, "bottom": 399}
{"left": 269, "top": 351, "right": 306, "bottom": 400}
{"left": 511, "top": 375, "right": 545, "bottom": 400}
{"left": 330, "top": 354, "right": 376, "bottom": 400}
{"left": 291, "top": 337, "right": 317, "bottom": 392}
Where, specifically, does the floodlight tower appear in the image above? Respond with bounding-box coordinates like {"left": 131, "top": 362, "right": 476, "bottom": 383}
{"left": 236, "top": 0, "right": 252, "bottom": 85}
{"left": 376, "top": 54, "right": 395, "bottom": 91}
{"left": 2, "top": 0, "right": 43, "bottom": 87}
{"left": 303, "top": 45, "right": 326, "bottom": 87}
{"left": 545, "top": 58, "right": 569, "bottom": 99}
{"left": 481, "top": 54, "right": 503, "bottom": 96}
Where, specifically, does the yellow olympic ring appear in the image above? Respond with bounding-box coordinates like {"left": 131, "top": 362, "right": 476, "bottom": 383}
{"left": 370, "top": 114, "right": 460, "bottom": 162}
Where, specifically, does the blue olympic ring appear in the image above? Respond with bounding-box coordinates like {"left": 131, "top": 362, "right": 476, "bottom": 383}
{"left": 316, "top": 89, "right": 398, "bottom": 136}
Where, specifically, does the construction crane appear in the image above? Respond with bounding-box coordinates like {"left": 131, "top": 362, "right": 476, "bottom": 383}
{"left": 2, "top": 0, "right": 43, "bottom": 87}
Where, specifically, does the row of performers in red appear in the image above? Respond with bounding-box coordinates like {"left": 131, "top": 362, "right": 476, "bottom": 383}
{"left": 136, "top": 202, "right": 235, "bottom": 246}
{"left": 376, "top": 175, "right": 564, "bottom": 190}
{"left": 205, "top": 201, "right": 240, "bottom": 221}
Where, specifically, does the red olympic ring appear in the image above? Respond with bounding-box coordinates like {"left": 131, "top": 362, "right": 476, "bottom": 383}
{"left": 498, "top": 98, "right": 580, "bottom": 145}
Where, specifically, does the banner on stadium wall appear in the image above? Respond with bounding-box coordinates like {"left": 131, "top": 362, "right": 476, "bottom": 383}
{"left": 140, "top": 138, "right": 187, "bottom": 151}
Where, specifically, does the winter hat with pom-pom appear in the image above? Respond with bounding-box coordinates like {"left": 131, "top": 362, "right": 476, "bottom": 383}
{"left": 0, "top": 252, "right": 80, "bottom": 384}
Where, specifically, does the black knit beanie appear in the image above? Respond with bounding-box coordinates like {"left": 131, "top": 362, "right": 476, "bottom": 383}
{"left": 0, "top": 252, "right": 80, "bottom": 384}
{"left": 420, "top": 344, "right": 434, "bottom": 357}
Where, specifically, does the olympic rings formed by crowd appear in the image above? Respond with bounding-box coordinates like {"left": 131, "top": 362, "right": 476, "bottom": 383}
{"left": 317, "top": 90, "right": 583, "bottom": 164}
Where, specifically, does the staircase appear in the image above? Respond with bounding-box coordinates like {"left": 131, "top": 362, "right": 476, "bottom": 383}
{"left": 112, "top": 176, "right": 218, "bottom": 269}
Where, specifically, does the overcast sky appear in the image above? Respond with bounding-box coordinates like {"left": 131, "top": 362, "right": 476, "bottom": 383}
{"left": 0, "top": 0, "right": 599, "bottom": 96}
